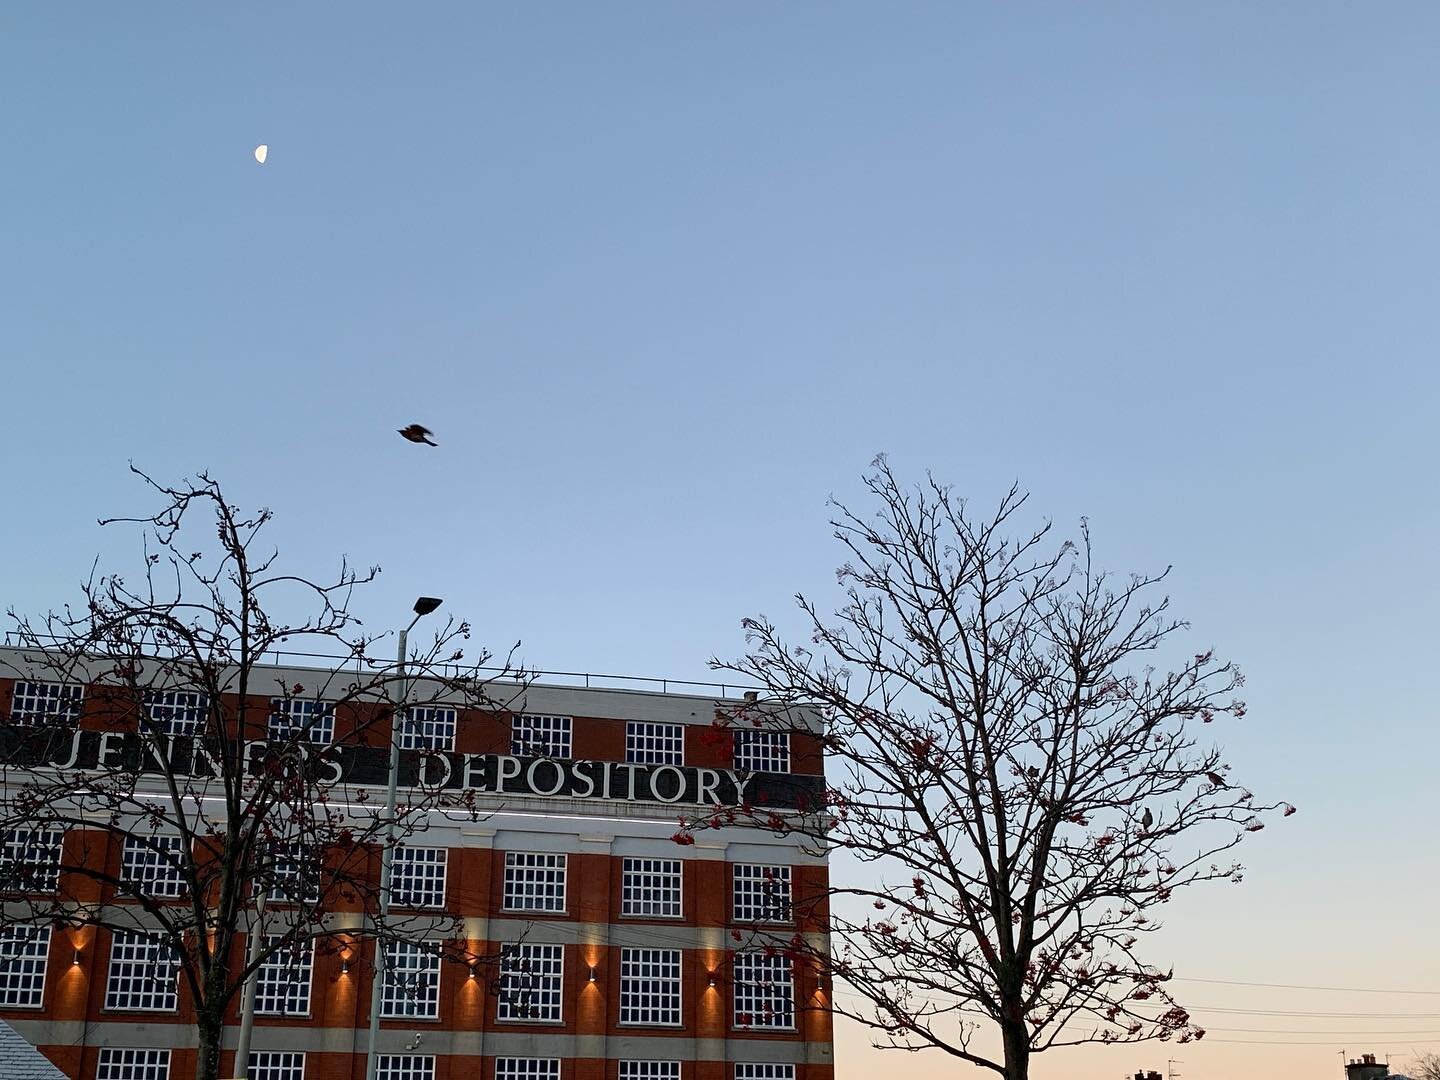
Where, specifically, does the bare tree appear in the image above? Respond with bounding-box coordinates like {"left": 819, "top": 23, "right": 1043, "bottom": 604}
{"left": 691, "top": 458, "right": 1293, "bottom": 1080}
{"left": 0, "top": 468, "right": 526, "bottom": 1080}
{"left": 1406, "top": 1051, "right": 1440, "bottom": 1080}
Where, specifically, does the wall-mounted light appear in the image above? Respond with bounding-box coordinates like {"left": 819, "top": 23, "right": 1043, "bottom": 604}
{"left": 72, "top": 950, "right": 82, "bottom": 967}
{"left": 588, "top": 967, "right": 597, "bottom": 984}
{"left": 468, "top": 963, "right": 477, "bottom": 980}
{"left": 341, "top": 958, "right": 350, "bottom": 974}
{"left": 707, "top": 972, "right": 716, "bottom": 988}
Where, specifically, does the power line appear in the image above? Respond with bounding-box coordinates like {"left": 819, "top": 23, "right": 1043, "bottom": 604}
{"left": 1174, "top": 976, "right": 1440, "bottom": 996}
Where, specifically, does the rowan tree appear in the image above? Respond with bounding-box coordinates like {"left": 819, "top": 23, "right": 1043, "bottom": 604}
{"left": 693, "top": 458, "right": 1293, "bottom": 1080}
{"left": 0, "top": 468, "right": 526, "bottom": 1080}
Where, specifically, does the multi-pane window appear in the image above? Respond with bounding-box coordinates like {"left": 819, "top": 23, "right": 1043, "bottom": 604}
{"left": 144, "top": 689, "right": 208, "bottom": 738}
{"left": 619, "top": 948, "right": 682, "bottom": 1026}
{"left": 247, "top": 1052, "right": 305, "bottom": 1080}
{"left": 734, "top": 730, "right": 790, "bottom": 773}
{"left": 377, "top": 1056, "right": 436, "bottom": 1080}
{"left": 0, "top": 828, "right": 63, "bottom": 893}
{"left": 97, "top": 1049, "right": 171, "bottom": 1080}
{"left": 9, "top": 680, "right": 83, "bottom": 724}
{"left": 380, "top": 941, "right": 441, "bottom": 1018}
{"left": 267, "top": 698, "right": 335, "bottom": 745}
{"left": 105, "top": 931, "right": 179, "bottom": 1011}
{"left": 254, "top": 935, "right": 313, "bottom": 1016}
{"left": 495, "top": 1061, "right": 561, "bottom": 1080}
{"left": 397, "top": 706, "right": 457, "bottom": 752}
{"left": 264, "top": 842, "right": 320, "bottom": 904}
{"left": 502, "top": 852, "right": 567, "bottom": 913}
{"left": 510, "top": 714, "right": 572, "bottom": 758}
{"left": 621, "top": 858, "right": 682, "bottom": 918}
{"left": 732, "top": 864, "right": 793, "bottom": 923}
{"left": 620, "top": 1064, "right": 682, "bottom": 1080}
{"left": 0, "top": 924, "right": 52, "bottom": 1008}
{"left": 392, "top": 847, "right": 447, "bottom": 909}
{"left": 733, "top": 950, "right": 795, "bottom": 1029}
{"left": 120, "top": 834, "right": 186, "bottom": 899}
{"left": 498, "top": 943, "right": 565, "bottom": 1022}
{"left": 625, "top": 721, "right": 684, "bottom": 765}
{"left": 735, "top": 1067, "right": 796, "bottom": 1080}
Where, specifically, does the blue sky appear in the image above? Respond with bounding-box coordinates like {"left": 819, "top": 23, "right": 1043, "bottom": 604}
{"left": 3, "top": 5, "right": 1438, "bottom": 1076}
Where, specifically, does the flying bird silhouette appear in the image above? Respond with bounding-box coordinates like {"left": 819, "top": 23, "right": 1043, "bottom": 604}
{"left": 398, "top": 424, "right": 437, "bottom": 446}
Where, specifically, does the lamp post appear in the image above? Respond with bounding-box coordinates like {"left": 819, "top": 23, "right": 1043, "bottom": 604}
{"left": 364, "top": 596, "right": 443, "bottom": 1080}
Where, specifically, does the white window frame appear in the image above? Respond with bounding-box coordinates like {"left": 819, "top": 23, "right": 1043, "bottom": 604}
{"left": 0, "top": 923, "right": 52, "bottom": 1008}
{"left": 734, "top": 730, "right": 790, "bottom": 773}
{"left": 498, "top": 942, "right": 565, "bottom": 1023}
{"left": 392, "top": 846, "right": 448, "bottom": 909}
{"left": 619, "top": 947, "right": 682, "bottom": 1026}
{"left": 9, "top": 680, "right": 83, "bottom": 724}
{"left": 495, "top": 1059, "right": 561, "bottom": 1080}
{"left": 732, "top": 950, "right": 795, "bottom": 1030}
{"left": 267, "top": 697, "right": 335, "bottom": 745}
{"left": 735, "top": 1067, "right": 796, "bottom": 1080}
{"left": 105, "top": 931, "right": 179, "bottom": 1012}
{"left": 97, "top": 1049, "right": 171, "bottom": 1080}
{"left": 732, "top": 864, "right": 793, "bottom": 924}
{"left": 264, "top": 842, "right": 321, "bottom": 904}
{"left": 621, "top": 857, "right": 682, "bottom": 919}
{"left": 254, "top": 935, "right": 313, "bottom": 1016}
{"left": 502, "top": 851, "right": 567, "bottom": 913}
{"left": 510, "top": 714, "right": 572, "bottom": 759}
{"left": 620, "top": 1064, "right": 682, "bottom": 1080}
{"left": 246, "top": 1051, "right": 306, "bottom": 1080}
{"left": 0, "top": 828, "right": 63, "bottom": 893}
{"left": 625, "top": 721, "right": 684, "bottom": 765}
{"left": 144, "top": 689, "right": 208, "bottom": 739}
{"left": 377, "top": 1056, "right": 436, "bottom": 1080}
{"left": 398, "top": 705, "right": 456, "bottom": 752}
{"left": 121, "top": 834, "right": 186, "bottom": 899}
{"left": 380, "top": 940, "right": 441, "bottom": 1019}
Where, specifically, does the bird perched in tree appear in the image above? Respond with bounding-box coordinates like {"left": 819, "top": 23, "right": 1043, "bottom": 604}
{"left": 1206, "top": 771, "right": 1228, "bottom": 788}
{"left": 1140, "top": 807, "right": 1153, "bottom": 831}
{"left": 398, "top": 424, "right": 437, "bottom": 446}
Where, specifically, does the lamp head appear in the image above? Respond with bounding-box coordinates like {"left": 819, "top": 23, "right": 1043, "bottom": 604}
{"left": 413, "top": 597, "right": 443, "bottom": 617}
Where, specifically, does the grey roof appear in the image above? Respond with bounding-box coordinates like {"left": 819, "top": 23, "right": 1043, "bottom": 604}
{"left": 0, "top": 1019, "right": 67, "bottom": 1080}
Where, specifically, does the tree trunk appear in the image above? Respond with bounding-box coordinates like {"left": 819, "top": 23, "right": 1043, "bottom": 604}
{"left": 1001, "top": 1017, "right": 1031, "bottom": 1080}
{"left": 194, "top": 1013, "right": 225, "bottom": 1080}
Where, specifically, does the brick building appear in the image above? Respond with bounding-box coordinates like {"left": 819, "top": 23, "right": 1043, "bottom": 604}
{"left": 0, "top": 648, "right": 833, "bottom": 1080}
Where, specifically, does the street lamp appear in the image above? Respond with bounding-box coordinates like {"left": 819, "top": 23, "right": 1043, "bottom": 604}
{"left": 364, "top": 596, "right": 443, "bottom": 1080}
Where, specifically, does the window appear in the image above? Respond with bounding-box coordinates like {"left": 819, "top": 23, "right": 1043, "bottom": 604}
{"left": 380, "top": 941, "right": 441, "bottom": 1018}
{"left": 0, "top": 924, "right": 51, "bottom": 1008}
{"left": 498, "top": 943, "right": 564, "bottom": 1022}
{"left": 733, "top": 951, "right": 795, "bottom": 1029}
{"left": 619, "top": 947, "right": 681, "bottom": 1026}
{"left": 626, "top": 721, "right": 684, "bottom": 765}
{"left": 267, "top": 697, "right": 335, "bottom": 745}
{"left": 393, "top": 846, "right": 447, "bottom": 908}
{"left": 247, "top": 1052, "right": 305, "bottom": 1080}
{"left": 621, "top": 857, "right": 682, "bottom": 918}
{"left": 0, "top": 828, "right": 63, "bottom": 893}
{"left": 734, "top": 730, "right": 789, "bottom": 773}
{"left": 254, "top": 935, "right": 313, "bottom": 1016}
{"left": 97, "top": 1049, "right": 171, "bottom": 1080}
{"left": 9, "top": 680, "right": 83, "bottom": 724}
{"left": 264, "top": 842, "right": 320, "bottom": 904}
{"left": 121, "top": 834, "right": 186, "bottom": 899}
{"left": 105, "top": 931, "right": 178, "bottom": 1011}
{"left": 377, "top": 1056, "right": 436, "bottom": 1080}
{"left": 502, "top": 852, "right": 566, "bottom": 913}
{"left": 510, "top": 714, "right": 571, "bottom": 758}
{"left": 735, "top": 1067, "right": 795, "bottom": 1080}
{"left": 144, "top": 689, "right": 208, "bottom": 739}
{"left": 398, "top": 705, "right": 456, "bottom": 752}
{"left": 495, "top": 1060, "right": 561, "bottom": 1080}
{"left": 620, "top": 1065, "right": 681, "bottom": 1080}
{"left": 732, "top": 864, "right": 792, "bottom": 923}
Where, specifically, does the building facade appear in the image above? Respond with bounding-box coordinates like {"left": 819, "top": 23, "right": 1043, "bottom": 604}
{"left": 0, "top": 650, "right": 833, "bottom": 1080}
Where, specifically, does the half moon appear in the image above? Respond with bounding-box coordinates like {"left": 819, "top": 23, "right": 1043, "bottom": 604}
{"left": 254, "top": 144, "right": 268, "bottom": 164}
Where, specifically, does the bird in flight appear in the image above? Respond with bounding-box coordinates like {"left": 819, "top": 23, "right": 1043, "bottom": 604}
{"left": 398, "top": 424, "right": 437, "bottom": 446}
